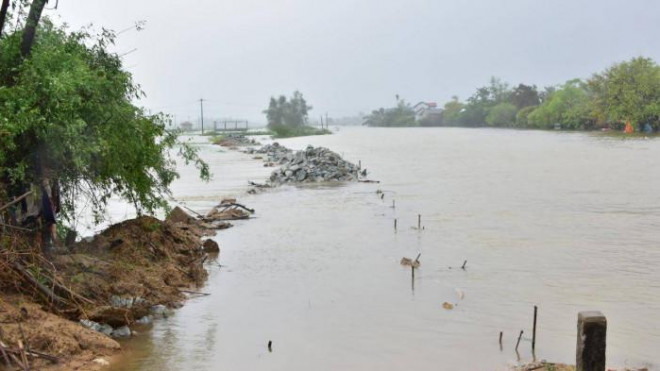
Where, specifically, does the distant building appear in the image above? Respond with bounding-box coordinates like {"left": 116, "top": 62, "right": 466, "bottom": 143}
{"left": 180, "top": 121, "right": 193, "bottom": 131}
{"left": 413, "top": 102, "right": 443, "bottom": 124}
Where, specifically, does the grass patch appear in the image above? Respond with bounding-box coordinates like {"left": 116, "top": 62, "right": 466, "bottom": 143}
{"left": 271, "top": 125, "right": 331, "bottom": 138}
{"left": 244, "top": 130, "right": 275, "bottom": 136}
{"left": 210, "top": 134, "right": 226, "bottom": 145}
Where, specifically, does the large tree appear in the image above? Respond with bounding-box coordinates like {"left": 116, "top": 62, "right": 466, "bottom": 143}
{"left": 510, "top": 83, "right": 540, "bottom": 109}
{"left": 264, "top": 90, "right": 312, "bottom": 129}
{"left": 588, "top": 57, "right": 660, "bottom": 130}
{"left": 485, "top": 102, "right": 517, "bottom": 127}
{"left": 0, "top": 9, "right": 209, "bottom": 220}
{"left": 526, "top": 79, "right": 594, "bottom": 130}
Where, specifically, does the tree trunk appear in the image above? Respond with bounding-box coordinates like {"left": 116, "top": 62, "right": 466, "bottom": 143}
{"left": 0, "top": 0, "right": 9, "bottom": 38}
{"left": 19, "top": 0, "right": 47, "bottom": 59}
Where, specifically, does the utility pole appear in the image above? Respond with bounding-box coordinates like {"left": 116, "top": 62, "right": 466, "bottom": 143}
{"left": 199, "top": 98, "right": 205, "bottom": 134}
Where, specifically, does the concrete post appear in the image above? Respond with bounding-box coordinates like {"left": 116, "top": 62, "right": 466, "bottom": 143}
{"left": 576, "top": 311, "right": 607, "bottom": 371}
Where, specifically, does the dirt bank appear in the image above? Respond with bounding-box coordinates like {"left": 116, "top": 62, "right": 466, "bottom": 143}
{"left": 0, "top": 204, "right": 250, "bottom": 370}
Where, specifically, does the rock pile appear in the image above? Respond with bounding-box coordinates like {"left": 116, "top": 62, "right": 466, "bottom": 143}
{"left": 214, "top": 133, "right": 258, "bottom": 147}
{"left": 248, "top": 142, "right": 292, "bottom": 161}
{"left": 268, "top": 145, "right": 360, "bottom": 184}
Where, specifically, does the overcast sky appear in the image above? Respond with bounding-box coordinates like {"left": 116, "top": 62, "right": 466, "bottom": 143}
{"left": 54, "top": 0, "right": 660, "bottom": 124}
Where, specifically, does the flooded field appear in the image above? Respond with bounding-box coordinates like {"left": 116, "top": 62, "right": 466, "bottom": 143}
{"left": 110, "top": 127, "right": 660, "bottom": 370}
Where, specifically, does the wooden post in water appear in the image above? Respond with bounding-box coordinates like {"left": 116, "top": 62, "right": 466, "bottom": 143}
{"left": 499, "top": 331, "right": 503, "bottom": 349}
{"left": 392, "top": 200, "right": 395, "bottom": 209}
{"left": 418, "top": 214, "right": 421, "bottom": 229}
{"left": 515, "top": 330, "right": 524, "bottom": 351}
{"left": 394, "top": 219, "right": 397, "bottom": 231}
{"left": 532, "top": 306, "right": 538, "bottom": 352}
{"left": 576, "top": 311, "right": 606, "bottom": 371}
{"left": 411, "top": 265, "right": 415, "bottom": 291}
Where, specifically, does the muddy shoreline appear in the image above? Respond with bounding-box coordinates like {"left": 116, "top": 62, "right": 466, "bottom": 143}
{"left": 0, "top": 201, "right": 251, "bottom": 370}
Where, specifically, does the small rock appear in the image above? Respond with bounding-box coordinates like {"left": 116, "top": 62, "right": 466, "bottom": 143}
{"left": 202, "top": 239, "right": 220, "bottom": 253}
{"left": 80, "top": 319, "right": 101, "bottom": 332}
{"left": 110, "top": 295, "right": 134, "bottom": 308}
{"left": 136, "top": 315, "right": 153, "bottom": 325}
{"left": 80, "top": 319, "right": 114, "bottom": 336}
{"left": 150, "top": 304, "right": 172, "bottom": 318}
{"left": 150, "top": 304, "right": 167, "bottom": 315}
{"left": 167, "top": 206, "right": 191, "bottom": 224}
{"left": 98, "top": 323, "right": 114, "bottom": 336}
{"left": 93, "top": 358, "right": 110, "bottom": 366}
{"left": 111, "top": 325, "right": 132, "bottom": 338}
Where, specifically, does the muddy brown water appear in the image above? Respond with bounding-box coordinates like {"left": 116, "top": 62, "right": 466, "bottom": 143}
{"left": 106, "top": 128, "right": 659, "bottom": 370}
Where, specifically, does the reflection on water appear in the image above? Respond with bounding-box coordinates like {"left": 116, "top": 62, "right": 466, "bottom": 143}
{"left": 110, "top": 128, "right": 660, "bottom": 370}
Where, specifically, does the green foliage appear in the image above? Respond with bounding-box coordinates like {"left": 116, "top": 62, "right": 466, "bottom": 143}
{"left": 588, "top": 57, "right": 660, "bottom": 130}
{"left": 363, "top": 96, "right": 416, "bottom": 127}
{"left": 264, "top": 91, "right": 311, "bottom": 130}
{"left": 431, "top": 57, "right": 660, "bottom": 132}
{"left": 515, "top": 105, "right": 537, "bottom": 128}
{"left": 271, "top": 125, "right": 330, "bottom": 138}
{"left": 441, "top": 96, "right": 464, "bottom": 126}
{"left": 210, "top": 134, "right": 226, "bottom": 144}
{"left": 527, "top": 80, "right": 594, "bottom": 130}
{"left": 262, "top": 91, "right": 322, "bottom": 137}
{"left": 485, "top": 102, "right": 517, "bottom": 127}
{"left": 510, "top": 84, "right": 540, "bottom": 109}
{"left": 383, "top": 57, "right": 660, "bottom": 132}
{"left": 458, "top": 103, "right": 487, "bottom": 127}
{"left": 0, "top": 20, "right": 209, "bottom": 221}
{"left": 455, "top": 77, "right": 513, "bottom": 127}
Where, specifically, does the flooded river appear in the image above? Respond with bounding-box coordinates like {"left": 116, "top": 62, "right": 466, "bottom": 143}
{"left": 110, "top": 127, "right": 660, "bottom": 370}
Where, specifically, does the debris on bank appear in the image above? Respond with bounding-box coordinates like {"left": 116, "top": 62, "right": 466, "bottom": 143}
{"left": 401, "top": 253, "right": 421, "bottom": 268}
{"left": 203, "top": 199, "right": 254, "bottom": 221}
{"left": 510, "top": 361, "right": 575, "bottom": 371}
{"left": 0, "top": 201, "right": 253, "bottom": 370}
{"left": 212, "top": 133, "right": 258, "bottom": 148}
{"left": 249, "top": 142, "right": 291, "bottom": 162}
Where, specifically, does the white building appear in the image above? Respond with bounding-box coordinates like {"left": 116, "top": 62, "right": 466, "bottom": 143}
{"left": 413, "top": 102, "right": 443, "bottom": 122}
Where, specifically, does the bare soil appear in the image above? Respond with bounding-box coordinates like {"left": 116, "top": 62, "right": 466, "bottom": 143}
{"left": 0, "top": 208, "right": 219, "bottom": 370}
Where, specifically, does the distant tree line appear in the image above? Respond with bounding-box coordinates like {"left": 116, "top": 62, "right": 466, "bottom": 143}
{"left": 364, "top": 57, "right": 660, "bottom": 132}
{"left": 362, "top": 95, "right": 416, "bottom": 127}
